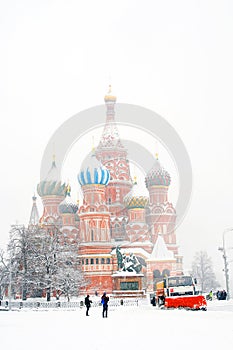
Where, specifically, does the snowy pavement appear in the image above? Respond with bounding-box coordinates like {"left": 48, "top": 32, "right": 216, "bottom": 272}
{"left": 1, "top": 299, "right": 233, "bottom": 350}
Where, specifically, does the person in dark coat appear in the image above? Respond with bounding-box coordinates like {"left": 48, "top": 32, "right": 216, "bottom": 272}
{"left": 101, "top": 292, "right": 109, "bottom": 318}
{"left": 84, "top": 294, "right": 92, "bottom": 316}
{"left": 151, "top": 296, "right": 156, "bottom": 306}
{"left": 222, "top": 290, "right": 227, "bottom": 300}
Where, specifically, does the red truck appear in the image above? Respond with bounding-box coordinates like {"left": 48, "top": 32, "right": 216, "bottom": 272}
{"left": 156, "top": 275, "right": 207, "bottom": 310}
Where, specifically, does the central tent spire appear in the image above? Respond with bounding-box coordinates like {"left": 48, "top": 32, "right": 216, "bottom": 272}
{"left": 96, "top": 85, "right": 124, "bottom": 150}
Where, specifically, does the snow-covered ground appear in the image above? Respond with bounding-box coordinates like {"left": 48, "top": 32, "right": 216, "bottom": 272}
{"left": 1, "top": 299, "right": 233, "bottom": 350}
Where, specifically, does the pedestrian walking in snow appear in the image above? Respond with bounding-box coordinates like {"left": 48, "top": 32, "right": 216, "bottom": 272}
{"left": 84, "top": 294, "right": 92, "bottom": 316}
{"left": 101, "top": 292, "right": 109, "bottom": 318}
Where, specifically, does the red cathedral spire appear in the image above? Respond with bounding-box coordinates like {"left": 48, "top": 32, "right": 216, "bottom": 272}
{"left": 96, "top": 85, "right": 125, "bottom": 155}
{"left": 95, "top": 86, "right": 132, "bottom": 238}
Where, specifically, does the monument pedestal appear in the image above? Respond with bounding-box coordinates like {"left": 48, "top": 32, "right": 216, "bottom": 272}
{"left": 112, "top": 272, "right": 145, "bottom": 298}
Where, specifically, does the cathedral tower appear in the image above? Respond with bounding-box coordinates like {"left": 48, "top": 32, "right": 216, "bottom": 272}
{"left": 95, "top": 86, "right": 133, "bottom": 240}
{"left": 78, "top": 151, "right": 111, "bottom": 242}
{"left": 77, "top": 151, "right": 114, "bottom": 294}
{"left": 145, "top": 154, "right": 178, "bottom": 257}
{"left": 37, "top": 156, "right": 66, "bottom": 227}
{"left": 124, "top": 177, "right": 150, "bottom": 244}
{"left": 58, "top": 184, "right": 79, "bottom": 243}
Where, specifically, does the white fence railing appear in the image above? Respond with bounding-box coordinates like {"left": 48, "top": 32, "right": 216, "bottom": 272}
{"left": 0, "top": 297, "right": 148, "bottom": 310}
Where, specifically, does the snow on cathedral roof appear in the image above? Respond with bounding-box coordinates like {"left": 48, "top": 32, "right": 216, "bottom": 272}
{"left": 148, "top": 234, "right": 176, "bottom": 261}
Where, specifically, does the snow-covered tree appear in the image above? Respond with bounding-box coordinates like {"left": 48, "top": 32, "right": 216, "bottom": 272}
{"left": 7, "top": 225, "right": 38, "bottom": 300}
{"left": 191, "top": 251, "right": 220, "bottom": 293}
{"left": 26, "top": 225, "right": 85, "bottom": 301}
{"left": 54, "top": 266, "right": 86, "bottom": 302}
{"left": 52, "top": 237, "right": 86, "bottom": 301}
{"left": 6, "top": 225, "right": 85, "bottom": 301}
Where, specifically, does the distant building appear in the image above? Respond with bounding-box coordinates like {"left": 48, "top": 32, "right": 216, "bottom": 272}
{"left": 31, "top": 88, "right": 183, "bottom": 295}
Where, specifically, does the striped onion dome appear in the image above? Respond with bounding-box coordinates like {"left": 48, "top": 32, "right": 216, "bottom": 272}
{"left": 145, "top": 155, "right": 171, "bottom": 188}
{"left": 58, "top": 185, "right": 79, "bottom": 214}
{"left": 124, "top": 177, "right": 149, "bottom": 209}
{"left": 37, "top": 158, "right": 66, "bottom": 197}
{"left": 78, "top": 151, "right": 110, "bottom": 186}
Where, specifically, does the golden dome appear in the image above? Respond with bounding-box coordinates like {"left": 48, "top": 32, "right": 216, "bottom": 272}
{"left": 124, "top": 177, "right": 149, "bottom": 209}
{"left": 104, "top": 84, "right": 116, "bottom": 102}
{"left": 124, "top": 196, "right": 149, "bottom": 209}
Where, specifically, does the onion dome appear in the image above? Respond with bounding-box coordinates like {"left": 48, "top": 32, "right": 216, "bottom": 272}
{"left": 145, "top": 154, "right": 171, "bottom": 188}
{"left": 58, "top": 184, "right": 79, "bottom": 214}
{"left": 78, "top": 151, "right": 110, "bottom": 186}
{"left": 124, "top": 177, "right": 149, "bottom": 209}
{"left": 37, "top": 157, "right": 66, "bottom": 196}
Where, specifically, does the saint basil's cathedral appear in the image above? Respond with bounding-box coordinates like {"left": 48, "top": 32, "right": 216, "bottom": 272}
{"left": 30, "top": 88, "right": 183, "bottom": 296}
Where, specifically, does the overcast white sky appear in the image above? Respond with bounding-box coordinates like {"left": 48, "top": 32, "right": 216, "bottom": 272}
{"left": 1, "top": 0, "right": 233, "bottom": 290}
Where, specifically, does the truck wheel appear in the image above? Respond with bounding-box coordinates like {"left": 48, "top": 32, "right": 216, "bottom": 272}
{"left": 201, "top": 307, "right": 207, "bottom": 311}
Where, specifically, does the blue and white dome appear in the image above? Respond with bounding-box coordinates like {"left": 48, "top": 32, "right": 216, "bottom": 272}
{"left": 78, "top": 152, "right": 110, "bottom": 186}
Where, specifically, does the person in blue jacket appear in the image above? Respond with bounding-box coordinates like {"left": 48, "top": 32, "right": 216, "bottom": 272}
{"left": 101, "top": 292, "right": 109, "bottom": 318}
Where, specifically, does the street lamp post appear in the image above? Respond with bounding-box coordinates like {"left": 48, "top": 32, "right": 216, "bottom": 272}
{"left": 218, "top": 228, "right": 233, "bottom": 300}
{"left": 8, "top": 257, "right": 12, "bottom": 311}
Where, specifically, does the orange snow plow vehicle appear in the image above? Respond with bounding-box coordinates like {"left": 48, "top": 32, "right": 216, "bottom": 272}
{"left": 156, "top": 275, "right": 207, "bottom": 311}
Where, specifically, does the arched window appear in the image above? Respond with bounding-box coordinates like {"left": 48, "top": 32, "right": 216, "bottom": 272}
{"left": 101, "top": 220, "right": 106, "bottom": 228}
{"left": 162, "top": 269, "right": 170, "bottom": 277}
{"left": 106, "top": 258, "right": 110, "bottom": 264}
{"left": 101, "top": 258, "right": 105, "bottom": 264}
{"left": 114, "top": 223, "right": 121, "bottom": 233}
{"left": 153, "top": 270, "right": 161, "bottom": 279}
{"left": 90, "top": 258, "right": 94, "bottom": 265}
{"left": 153, "top": 270, "right": 161, "bottom": 291}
